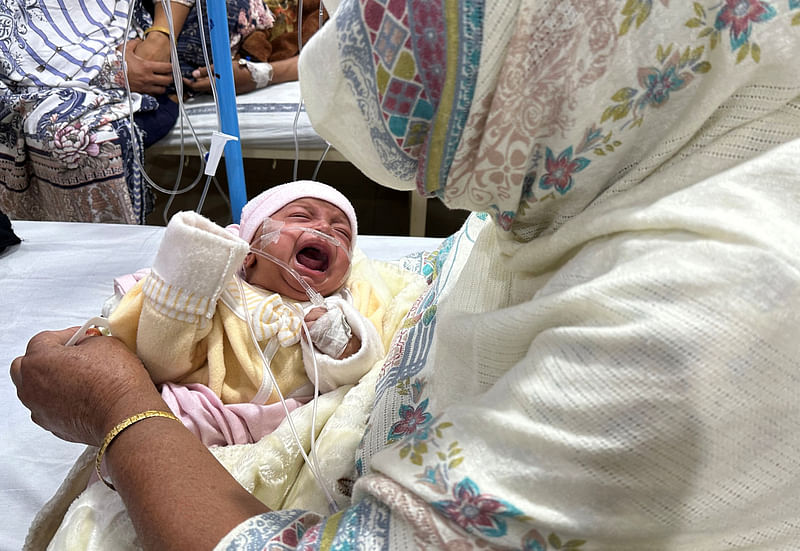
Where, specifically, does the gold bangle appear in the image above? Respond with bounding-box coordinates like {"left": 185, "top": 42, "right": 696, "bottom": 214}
{"left": 95, "top": 410, "right": 180, "bottom": 491}
{"left": 144, "top": 25, "right": 171, "bottom": 38}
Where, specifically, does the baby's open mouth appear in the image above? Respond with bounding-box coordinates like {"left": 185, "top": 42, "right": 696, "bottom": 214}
{"left": 296, "top": 246, "right": 329, "bottom": 272}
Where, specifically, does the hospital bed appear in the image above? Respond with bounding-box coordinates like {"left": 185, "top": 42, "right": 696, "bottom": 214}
{"left": 146, "top": 81, "right": 430, "bottom": 236}
{"left": 0, "top": 220, "right": 441, "bottom": 551}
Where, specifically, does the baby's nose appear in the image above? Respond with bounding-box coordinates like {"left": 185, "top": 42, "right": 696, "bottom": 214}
{"left": 311, "top": 219, "right": 333, "bottom": 235}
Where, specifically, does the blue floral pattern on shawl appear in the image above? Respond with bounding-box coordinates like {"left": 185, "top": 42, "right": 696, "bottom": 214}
{"left": 217, "top": 0, "right": 800, "bottom": 548}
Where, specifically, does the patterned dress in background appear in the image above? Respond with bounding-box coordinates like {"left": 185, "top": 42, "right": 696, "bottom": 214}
{"left": 0, "top": 0, "right": 155, "bottom": 223}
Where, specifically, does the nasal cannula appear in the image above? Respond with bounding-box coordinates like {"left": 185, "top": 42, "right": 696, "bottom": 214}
{"left": 67, "top": 220, "right": 350, "bottom": 513}
{"left": 251, "top": 218, "right": 351, "bottom": 307}
{"left": 93, "top": 0, "right": 341, "bottom": 512}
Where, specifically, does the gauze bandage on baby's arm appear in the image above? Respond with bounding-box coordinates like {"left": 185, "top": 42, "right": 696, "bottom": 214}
{"left": 308, "top": 307, "right": 353, "bottom": 358}
{"left": 301, "top": 298, "right": 385, "bottom": 393}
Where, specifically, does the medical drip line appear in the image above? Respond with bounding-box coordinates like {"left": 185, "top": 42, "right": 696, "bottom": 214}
{"left": 120, "top": 0, "right": 335, "bottom": 222}
{"left": 122, "top": 0, "right": 212, "bottom": 222}
{"left": 119, "top": 0, "right": 242, "bottom": 222}
{"left": 205, "top": 0, "right": 247, "bottom": 222}
{"left": 291, "top": 0, "right": 334, "bottom": 183}
{"left": 235, "top": 263, "right": 339, "bottom": 514}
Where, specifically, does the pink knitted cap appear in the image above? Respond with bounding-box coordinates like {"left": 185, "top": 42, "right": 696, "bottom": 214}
{"left": 228, "top": 181, "right": 358, "bottom": 248}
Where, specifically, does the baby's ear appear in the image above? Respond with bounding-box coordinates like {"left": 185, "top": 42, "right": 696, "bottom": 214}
{"left": 243, "top": 252, "right": 256, "bottom": 268}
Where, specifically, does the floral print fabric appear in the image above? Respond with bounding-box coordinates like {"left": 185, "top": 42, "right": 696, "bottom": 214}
{"left": 0, "top": 0, "right": 156, "bottom": 223}
{"left": 174, "top": 0, "right": 272, "bottom": 77}
{"left": 303, "top": 0, "right": 800, "bottom": 237}
{"left": 228, "top": 0, "right": 800, "bottom": 548}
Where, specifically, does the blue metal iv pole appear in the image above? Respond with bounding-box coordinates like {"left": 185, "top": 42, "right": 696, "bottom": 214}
{"left": 205, "top": 0, "right": 247, "bottom": 223}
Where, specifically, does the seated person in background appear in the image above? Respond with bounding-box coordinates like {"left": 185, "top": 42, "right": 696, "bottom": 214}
{"left": 0, "top": 0, "right": 324, "bottom": 225}
{"left": 123, "top": 0, "right": 272, "bottom": 149}
{"left": 133, "top": 0, "right": 326, "bottom": 112}
{"left": 0, "top": 0, "right": 169, "bottom": 224}
{"left": 109, "top": 180, "right": 383, "bottom": 408}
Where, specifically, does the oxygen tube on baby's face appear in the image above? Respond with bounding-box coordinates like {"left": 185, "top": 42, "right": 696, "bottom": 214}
{"left": 246, "top": 217, "right": 351, "bottom": 308}
{"left": 237, "top": 216, "right": 347, "bottom": 513}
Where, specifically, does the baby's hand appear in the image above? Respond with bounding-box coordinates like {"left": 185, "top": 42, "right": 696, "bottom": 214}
{"left": 304, "top": 307, "right": 361, "bottom": 359}
{"left": 339, "top": 334, "right": 361, "bottom": 359}
{"left": 303, "top": 307, "right": 328, "bottom": 329}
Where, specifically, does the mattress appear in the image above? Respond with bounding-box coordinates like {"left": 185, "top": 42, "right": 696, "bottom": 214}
{"left": 0, "top": 220, "right": 441, "bottom": 551}
{"left": 148, "top": 81, "right": 344, "bottom": 161}
{"left": 144, "top": 81, "right": 430, "bottom": 236}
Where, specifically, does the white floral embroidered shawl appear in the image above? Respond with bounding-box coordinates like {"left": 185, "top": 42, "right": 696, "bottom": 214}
{"left": 295, "top": 0, "right": 800, "bottom": 549}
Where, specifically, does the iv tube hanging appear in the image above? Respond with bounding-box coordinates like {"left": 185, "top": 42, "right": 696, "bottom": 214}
{"left": 206, "top": 0, "right": 247, "bottom": 223}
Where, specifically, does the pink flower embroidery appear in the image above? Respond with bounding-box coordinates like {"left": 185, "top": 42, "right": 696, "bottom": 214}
{"left": 433, "top": 478, "right": 524, "bottom": 538}
{"left": 52, "top": 122, "right": 100, "bottom": 169}
{"left": 714, "top": 0, "right": 776, "bottom": 50}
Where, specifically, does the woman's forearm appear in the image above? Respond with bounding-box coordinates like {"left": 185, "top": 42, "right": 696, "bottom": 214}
{"left": 135, "top": 1, "right": 192, "bottom": 64}
{"left": 11, "top": 330, "right": 268, "bottom": 549}
{"left": 270, "top": 57, "right": 299, "bottom": 85}
{"left": 103, "top": 395, "right": 269, "bottom": 550}
{"left": 151, "top": 1, "right": 191, "bottom": 36}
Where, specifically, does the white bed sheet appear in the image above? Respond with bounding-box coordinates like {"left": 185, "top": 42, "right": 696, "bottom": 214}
{"left": 144, "top": 80, "right": 431, "bottom": 237}
{"left": 0, "top": 220, "right": 441, "bottom": 551}
{"left": 149, "top": 81, "right": 333, "bottom": 157}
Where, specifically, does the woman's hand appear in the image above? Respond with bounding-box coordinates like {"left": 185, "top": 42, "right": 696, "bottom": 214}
{"left": 183, "top": 62, "right": 257, "bottom": 95}
{"left": 182, "top": 55, "right": 302, "bottom": 96}
{"left": 10, "top": 328, "right": 164, "bottom": 447}
{"left": 123, "top": 39, "right": 174, "bottom": 95}
{"left": 134, "top": 32, "right": 172, "bottom": 64}
{"left": 11, "top": 329, "right": 271, "bottom": 549}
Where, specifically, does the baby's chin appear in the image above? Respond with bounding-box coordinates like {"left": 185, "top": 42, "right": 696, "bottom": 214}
{"left": 278, "top": 275, "right": 338, "bottom": 302}
{"left": 290, "top": 266, "right": 347, "bottom": 297}
{"left": 250, "top": 259, "right": 347, "bottom": 301}
{"left": 306, "top": 279, "right": 344, "bottom": 300}
{"left": 277, "top": 279, "right": 315, "bottom": 302}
